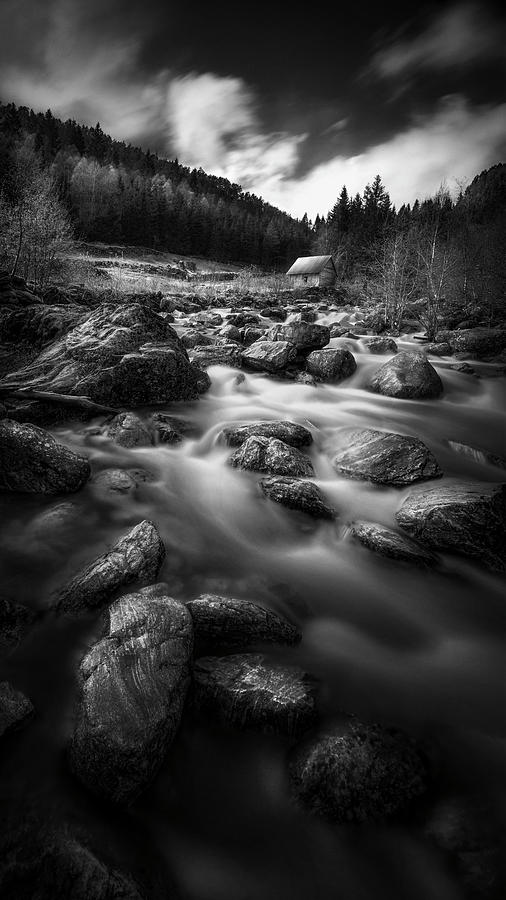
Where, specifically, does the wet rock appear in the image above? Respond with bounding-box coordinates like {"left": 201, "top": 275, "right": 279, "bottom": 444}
{"left": 447, "top": 440, "right": 506, "bottom": 470}
{"left": 241, "top": 339, "right": 297, "bottom": 372}
{"left": 436, "top": 328, "right": 506, "bottom": 359}
{"left": 424, "top": 341, "right": 451, "bottom": 357}
{"left": 189, "top": 311, "right": 223, "bottom": 327}
{"left": 106, "top": 412, "right": 152, "bottom": 448}
{"left": 225, "top": 312, "right": 260, "bottom": 327}
{"left": 295, "top": 372, "right": 318, "bottom": 385}
{"left": 216, "top": 323, "right": 241, "bottom": 343}
{"left": 0, "top": 303, "right": 86, "bottom": 348}
{"left": 265, "top": 320, "right": 330, "bottom": 351}
{"left": 260, "top": 307, "right": 287, "bottom": 321}
{"left": 332, "top": 428, "right": 442, "bottom": 486}
{"left": 305, "top": 348, "right": 357, "bottom": 382}
{"left": 187, "top": 594, "right": 301, "bottom": 654}
{"left": 0, "top": 420, "right": 91, "bottom": 494}
{"left": 1, "top": 303, "right": 210, "bottom": 406}
{"left": 240, "top": 325, "right": 265, "bottom": 346}
{"left": 193, "top": 653, "right": 317, "bottom": 737}
{"left": 452, "top": 362, "right": 476, "bottom": 376}
{"left": 229, "top": 436, "right": 313, "bottom": 477}
{"left": 150, "top": 413, "right": 184, "bottom": 444}
{"left": 369, "top": 351, "right": 443, "bottom": 399}
{"left": 221, "top": 420, "right": 313, "bottom": 449}
{"left": 188, "top": 343, "right": 242, "bottom": 368}
{"left": 289, "top": 721, "right": 429, "bottom": 823}
{"left": 70, "top": 583, "right": 193, "bottom": 804}
{"left": 178, "top": 329, "right": 214, "bottom": 349}
{"left": 0, "top": 597, "right": 35, "bottom": 657}
{"left": 350, "top": 522, "right": 438, "bottom": 566}
{"left": 55, "top": 520, "right": 165, "bottom": 615}
{"left": 259, "top": 476, "right": 336, "bottom": 520}
{"left": 395, "top": 481, "right": 506, "bottom": 572}
{"left": 363, "top": 336, "right": 398, "bottom": 353}
{"left": 0, "top": 682, "right": 34, "bottom": 738}
{"left": 90, "top": 468, "right": 141, "bottom": 495}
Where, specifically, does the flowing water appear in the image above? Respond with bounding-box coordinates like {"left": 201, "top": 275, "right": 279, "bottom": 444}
{"left": 1, "top": 330, "right": 505, "bottom": 899}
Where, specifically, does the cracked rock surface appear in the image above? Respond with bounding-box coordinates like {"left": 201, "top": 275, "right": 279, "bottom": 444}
{"left": 332, "top": 428, "right": 442, "bottom": 485}
{"left": 0, "top": 419, "right": 90, "bottom": 493}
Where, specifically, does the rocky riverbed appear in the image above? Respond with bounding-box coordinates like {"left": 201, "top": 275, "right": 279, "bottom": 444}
{"left": 0, "top": 273, "right": 505, "bottom": 899}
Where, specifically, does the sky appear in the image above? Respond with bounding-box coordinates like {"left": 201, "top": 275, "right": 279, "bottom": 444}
{"left": 0, "top": 0, "right": 505, "bottom": 218}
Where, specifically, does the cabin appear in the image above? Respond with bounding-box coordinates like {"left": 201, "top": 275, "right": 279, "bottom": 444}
{"left": 286, "top": 255, "right": 337, "bottom": 288}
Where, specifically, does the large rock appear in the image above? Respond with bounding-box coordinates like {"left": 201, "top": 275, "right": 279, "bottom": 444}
{"left": 369, "top": 351, "right": 443, "bottom": 399}
{"left": 241, "top": 340, "right": 296, "bottom": 373}
{"left": 395, "top": 482, "right": 506, "bottom": 572}
{"left": 350, "top": 522, "right": 438, "bottom": 566}
{"left": 1, "top": 303, "right": 210, "bottom": 405}
{"left": 188, "top": 343, "right": 242, "bottom": 368}
{"left": 178, "top": 329, "right": 214, "bottom": 349}
{"left": 106, "top": 412, "right": 152, "bottom": 448}
{"left": 0, "top": 304, "right": 86, "bottom": 347}
{"left": 332, "top": 428, "right": 442, "bottom": 486}
{"left": 0, "top": 420, "right": 90, "bottom": 494}
{"left": 265, "top": 320, "right": 330, "bottom": 351}
{"left": 229, "top": 436, "right": 313, "bottom": 477}
{"left": 221, "top": 420, "right": 312, "bottom": 449}
{"left": 289, "top": 721, "right": 429, "bottom": 823}
{"left": 187, "top": 594, "right": 301, "bottom": 654}
{"left": 193, "top": 653, "right": 317, "bottom": 736}
{"left": 70, "top": 584, "right": 193, "bottom": 804}
{"left": 305, "top": 348, "right": 356, "bottom": 382}
{"left": 0, "top": 682, "right": 34, "bottom": 739}
{"left": 259, "top": 476, "right": 336, "bottom": 520}
{"left": 363, "top": 336, "right": 398, "bottom": 354}
{"left": 55, "top": 520, "right": 165, "bottom": 615}
{"left": 436, "top": 328, "right": 506, "bottom": 359}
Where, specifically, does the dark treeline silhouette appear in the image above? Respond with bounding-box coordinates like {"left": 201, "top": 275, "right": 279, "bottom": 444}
{"left": 0, "top": 102, "right": 311, "bottom": 267}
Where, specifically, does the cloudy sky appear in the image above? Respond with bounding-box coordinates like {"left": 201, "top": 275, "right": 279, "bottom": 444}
{"left": 0, "top": 0, "right": 505, "bottom": 218}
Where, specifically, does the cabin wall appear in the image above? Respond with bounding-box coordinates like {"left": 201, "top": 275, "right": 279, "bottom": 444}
{"left": 290, "top": 274, "right": 320, "bottom": 287}
{"left": 319, "top": 262, "right": 337, "bottom": 287}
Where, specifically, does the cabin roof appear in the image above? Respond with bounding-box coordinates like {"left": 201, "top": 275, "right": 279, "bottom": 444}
{"left": 286, "top": 255, "right": 336, "bottom": 276}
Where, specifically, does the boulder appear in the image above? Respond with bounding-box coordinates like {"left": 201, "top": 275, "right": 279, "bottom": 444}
{"left": 0, "top": 682, "right": 34, "bottom": 739}
{"left": 369, "top": 351, "right": 443, "bottom": 399}
{"left": 305, "top": 348, "right": 357, "bottom": 382}
{"left": 241, "top": 340, "right": 296, "bottom": 373}
{"left": 229, "top": 436, "right": 313, "bottom": 477}
{"left": 259, "top": 476, "right": 336, "bottom": 520}
{"left": 193, "top": 653, "right": 317, "bottom": 736}
{"left": 188, "top": 344, "right": 242, "bottom": 368}
{"left": 265, "top": 320, "right": 330, "bottom": 351}
{"left": 289, "top": 721, "right": 429, "bottom": 823}
{"left": 189, "top": 311, "right": 223, "bottom": 327}
{"left": 70, "top": 584, "right": 193, "bottom": 804}
{"left": 424, "top": 341, "right": 451, "bottom": 357}
{"left": 350, "top": 522, "right": 438, "bottom": 566}
{"left": 178, "top": 329, "right": 214, "bottom": 349}
{"left": 395, "top": 482, "right": 506, "bottom": 572}
{"left": 55, "top": 520, "right": 165, "bottom": 615}
{"left": 106, "top": 412, "right": 152, "bottom": 448}
{"left": 363, "top": 337, "right": 398, "bottom": 354}
{"left": 0, "top": 597, "right": 35, "bottom": 658}
{"left": 0, "top": 304, "right": 86, "bottom": 347}
{"left": 332, "top": 428, "right": 442, "bottom": 486}
{"left": 216, "top": 324, "right": 241, "bottom": 343}
{"left": 1, "top": 303, "right": 210, "bottom": 405}
{"left": 436, "top": 328, "right": 506, "bottom": 359}
{"left": 150, "top": 413, "right": 185, "bottom": 445}
{"left": 221, "top": 420, "right": 312, "bottom": 449}
{"left": 0, "top": 420, "right": 90, "bottom": 494}
{"left": 260, "top": 307, "right": 287, "bottom": 321}
{"left": 187, "top": 594, "right": 301, "bottom": 654}
{"left": 240, "top": 325, "right": 264, "bottom": 346}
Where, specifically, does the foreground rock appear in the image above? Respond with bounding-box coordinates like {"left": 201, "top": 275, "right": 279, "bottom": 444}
{"left": 289, "top": 721, "right": 429, "bottom": 823}
{"left": 221, "top": 420, "right": 312, "bottom": 449}
{"left": 193, "top": 653, "right": 317, "bottom": 737}
{"left": 188, "top": 343, "right": 242, "bottom": 368}
{"left": 241, "top": 340, "right": 296, "bottom": 373}
{"left": 1, "top": 303, "right": 210, "bottom": 406}
{"left": 70, "top": 584, "right": 193, "bottom": 804}
{"left": 0, "top": 420, "right": 90, "bottom": 494}
{"left": 56, "top": 520, "right": 165, "bottom": 615}
{"left": 363, "top": 336, "right": 398, "bottom": 354}
{"left": 369, "top": 351, "right": 443, "bottom": 399}
{"left": 260, "top": 476, "right": 336, "bottom": 520}
{"left": 0, "top": 682, "right": 34, "bottom": 738}
{"left": 0, "top": 303, "right": 86, "bottom": 348}
{"left": 332, "top": 428, "right": 442, "bottom": 485}
{"left": 395, "top": 482, "right": 506, "bottom": 572}
{"left": 265, "top": 319, "right": 330, "bottom": 352}
{"left": 350, "top": 522, "right": 438, "bottom": 566}
{"left": 305, "top": 348, "right": 356, "bottom": 382}
{"left": 187, "top": 594, "right": 301, "bottom": 654}
{"left": 229, "top": 436, "right": 313, "bottom": 477}
{"left": 106, "top": 412, "right": 152, "bottom": 448}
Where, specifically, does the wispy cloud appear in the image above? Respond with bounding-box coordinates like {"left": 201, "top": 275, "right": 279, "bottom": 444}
{"left": 370, "top": 3, "right": 505, "bottom": 79}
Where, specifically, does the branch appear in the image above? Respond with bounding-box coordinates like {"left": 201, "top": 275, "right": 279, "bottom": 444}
{"left": 0, "top": 387, "right": 118, "bottom": 416}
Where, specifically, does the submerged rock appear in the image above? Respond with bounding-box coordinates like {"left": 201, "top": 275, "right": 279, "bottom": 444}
{"left": 350, "top": 521, "right": 438, "bottom": 566}
{"left": 70, "top": 584, "right": 193, "bottom": 804}
{"left": 369, "top": 351, "right": 443, "bottom": 399}
{"left": 363, "top": 336, "right": 398, "bottom": 354}
{"left": 55, "top": 520, "right": 165, "bottom": 615}
{"left": 229, "top": 436, "right": 314, "bottom": 477}
{"left": 305, "top": 348, "right": 357, "bottom": 382}
{"left": 0, "top": 597, "right": 35, "bottom": 657}
{"left": 150, "top": 413, "right": 185, "bottom": 445}
{"left": 241, "top": 340, "right": 296, "bottom": 372}
{"left": 193, "top": 653, "right": 317, "bottom": 736}
{"left": 187, "top": 593, "right": 301, "bottom": 654}
{"left": 395, "top": 481, "right": 506, "bottom": 572}
{"left": 265, "top": 320, "right": 330, "bottom": 351}
{"left": 0, "top": 682, "right": 34, "bottom": 739}
{"left": 259, "top": 476, "right": 336, "bottom": 519}
{"left": 221, "top": 420, "right": 313, "bottom": 449}
{"left": 106, "top": 412, "right": 152, "bottom": 448}
{"left": 0, "top": 420, "right": 90, "bottom": 494}
{"left": 447, "top": 440, "right": 506, "bottom": 470}
{"left": 289, "top": 721, "right": 429, "bottom": 823}
{"left": 332, "top": 428, "right": 442, "bottom": 486}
